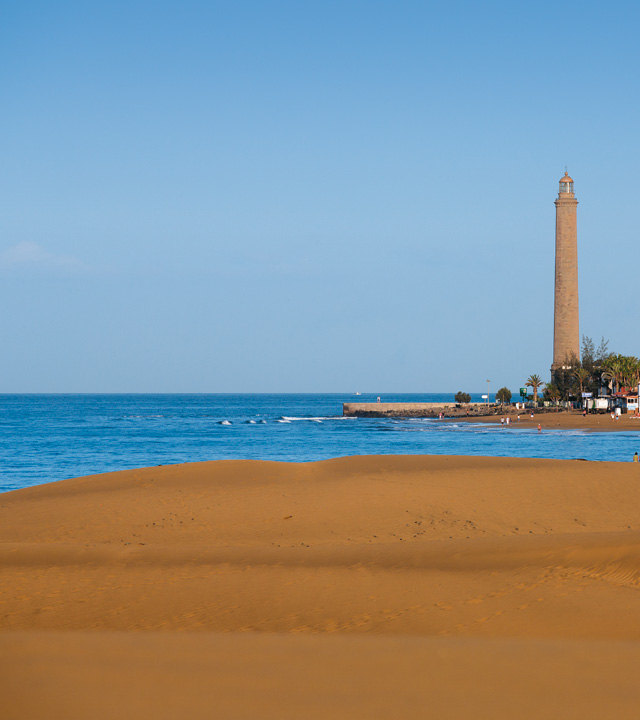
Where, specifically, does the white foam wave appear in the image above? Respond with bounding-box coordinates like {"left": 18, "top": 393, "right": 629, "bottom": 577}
{"left": 281, "top": 416, "right": 347, "bottom": 422}
{"left": 124, "top": 415, "right": 165, "bottom": 419}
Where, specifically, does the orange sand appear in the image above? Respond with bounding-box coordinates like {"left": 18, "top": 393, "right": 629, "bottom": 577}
{"left": 453, "top": 409, "right": 640, "bottom": 433}
{"left": 2, "top": 455, "right": 640, "bottom": 718}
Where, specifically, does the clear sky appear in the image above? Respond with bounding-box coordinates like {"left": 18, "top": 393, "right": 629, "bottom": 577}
{"left": 1, "top": 0, "right": 638, "bottom": 393}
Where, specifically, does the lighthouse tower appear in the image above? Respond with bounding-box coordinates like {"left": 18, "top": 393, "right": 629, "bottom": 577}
{"left": 552, "top": 172, "right": 579, "bottom": 376}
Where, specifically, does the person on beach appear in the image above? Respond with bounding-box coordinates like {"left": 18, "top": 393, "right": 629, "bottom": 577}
{"left": 501, "top": 417, "right": 504, "bottom": 426}
{"left": 377, "top": 396, "right": 381, "bottom": 403}
{"left": 633, "top": 452, "right": 638, "bottom": 463}
{"left": 517, "top": 415, "right": 520, "bottom": 422}
{"left": 530, "top": 411, "right": 534, "bottom": 419}
{"left": 537, "top": 424, "right": 542, "bottom": 433}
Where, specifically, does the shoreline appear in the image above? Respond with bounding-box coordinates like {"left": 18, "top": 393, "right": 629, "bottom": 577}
{"left": 448, "top": 410, "right": 640, "bottom": 433}
{"left": 343, "top": 402, "right": 640, "bottom": 432}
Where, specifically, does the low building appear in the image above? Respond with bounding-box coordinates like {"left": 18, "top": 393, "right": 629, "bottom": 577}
{"left": 611, "top": 388, "right": 639, "bottom": 414}
{"left": 586, "top": 396, "right": 613, "bottom": 412}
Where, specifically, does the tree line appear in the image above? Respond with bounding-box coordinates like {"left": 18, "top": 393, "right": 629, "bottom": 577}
{"left": 541, "top": 336, "right": 640, "bottom": 402}
{"left": 455, "top": 336, "right": 639, "bottom": 407}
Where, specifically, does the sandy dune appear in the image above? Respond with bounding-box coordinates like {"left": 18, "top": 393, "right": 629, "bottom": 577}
{"left": 2, "top": 455, "right": 640, "bottom": 718}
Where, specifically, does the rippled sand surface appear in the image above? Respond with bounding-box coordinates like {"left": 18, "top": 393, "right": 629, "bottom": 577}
{"left": 2, "top": 455, "right": 640, "bottom": 718}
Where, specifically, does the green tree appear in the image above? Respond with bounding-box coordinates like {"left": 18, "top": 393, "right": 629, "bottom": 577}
{"left": 454, "top": 391, "right": 471, "bottom": 404}
{"left": 581, "top": 338, "right": 639, "bottom": 397}
{"left": 630, "top": 358, "right": 640, "bottom": 388}
{"left": 581, "top": 335, "right": 596, "bottom": 372}
{"left": 553, "top": 352, "right": 581, "bottom": 400}
{"left": 495, "top": 387, "right": 512, "bottom": 404}
{"left": 602, "top": 355, "right": 628, "bottom": 394}
{"left": 572, "top": 367, "right": 590, "bottom": 396}
{"left": 544, "top": 383, "right": 562, "bottom": 410}
{"left": 623, "top": 356, "right": 640, "bottom": 388}
{"left": 581, "top": 335, "right": 611, "bottom": 395}
{"left": 525, "top": 374, "right": 545, "bottom": 403}
{"left": 596, "top": 337, "right": 611, "bottom": 364}
{"left": 606, "top": 355, "right": 640, "bottom": 390}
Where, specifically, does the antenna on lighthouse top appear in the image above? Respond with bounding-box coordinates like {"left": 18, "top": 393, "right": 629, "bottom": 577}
{"left": 564, "top": 165, "right": 568, "bottom": 174}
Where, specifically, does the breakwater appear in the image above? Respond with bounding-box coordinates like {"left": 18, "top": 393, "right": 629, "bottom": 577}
{"left": 343, "top": 402, "right": 483, "bottom": 418}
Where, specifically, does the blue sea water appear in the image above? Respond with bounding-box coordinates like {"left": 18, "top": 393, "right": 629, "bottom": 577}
{"left": 1, "top": 393, "right": 638, "bottom": 493}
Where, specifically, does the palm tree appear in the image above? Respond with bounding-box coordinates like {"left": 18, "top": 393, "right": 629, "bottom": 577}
{"left": 622, "top": 356, "right": 640, "bottom": 389}
{"left": 525, "top": 374, "right": 545, "bottom": 403}
{"left": 602, "top": 355, "right": 625, "bottom": 394}
{"left": 603, "top": 355, "right": 640, "bottom": 394}
{"left": 601, "top": 366, "right": 616, "bottom": 394}
{"left": 572, "top": 367, "right": 590, "bottom": 396}
{"left": 632, "top": 358, "right": 640, "bottom": 388}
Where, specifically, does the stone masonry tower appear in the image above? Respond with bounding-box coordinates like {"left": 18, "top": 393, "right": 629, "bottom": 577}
{"left": 552, "top": 171, "right": 579, "bottom": 375}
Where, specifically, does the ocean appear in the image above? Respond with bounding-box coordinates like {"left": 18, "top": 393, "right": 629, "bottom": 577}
{"left": 1, "top": 393, "right": 637, "bottom": 493}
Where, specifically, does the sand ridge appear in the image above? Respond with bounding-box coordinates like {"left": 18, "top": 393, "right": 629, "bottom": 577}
{"left": 2, "top": 455, "right": 640, "bottom": 717}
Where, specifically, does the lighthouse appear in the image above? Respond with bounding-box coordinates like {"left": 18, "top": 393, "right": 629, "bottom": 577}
{"left": 552, "top": 172, "right": 579, "bottom": 377}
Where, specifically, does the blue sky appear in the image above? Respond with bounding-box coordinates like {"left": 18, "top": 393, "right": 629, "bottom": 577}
{"left": 1, "top": 1, "right": 638, "bottom": 392}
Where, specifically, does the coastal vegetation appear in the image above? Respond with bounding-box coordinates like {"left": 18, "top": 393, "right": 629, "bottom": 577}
{"left": 572, "top": 367, "right": 590, "bottom": 396}
{"left": 454, "top": 391, "right": 471, "bottom": 404}
{"left": 540, "top": 336, "right": 640, "bottom": 402}
{"left": 525, "top": 374, "right": 544, "bottom": 402}
{"left": 524, "top": 340, "right": 599, "bottom": 404}
{"left": 495, "top": 387, "right": 512, "bottom": 404}
{"left": 544, "top": 383, "right": 562, "bottom": 407}
{"left": 601, "top": 354, "right": 640, "bottom": 394}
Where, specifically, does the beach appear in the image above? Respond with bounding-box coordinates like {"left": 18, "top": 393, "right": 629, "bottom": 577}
{"left": 453, "top": 409, "right": 640, "bottom": 433}
{"left": 3, "top": 454, "right": 640, "bottom": 718}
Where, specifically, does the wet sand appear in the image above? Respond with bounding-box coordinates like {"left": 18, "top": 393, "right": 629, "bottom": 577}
{"left": 2, "top": 455, "right": 640, "bottom": 718}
